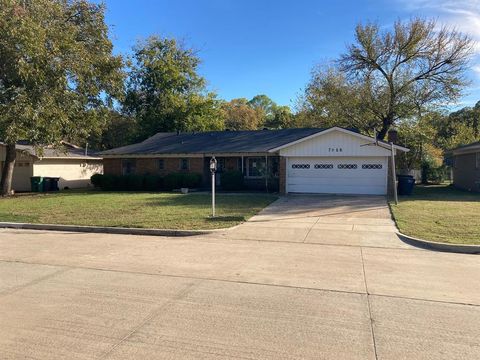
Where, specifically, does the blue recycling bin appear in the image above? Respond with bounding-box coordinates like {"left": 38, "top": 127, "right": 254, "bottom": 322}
{"left": 397, "top": 175, "right": 415, "bottom": 195}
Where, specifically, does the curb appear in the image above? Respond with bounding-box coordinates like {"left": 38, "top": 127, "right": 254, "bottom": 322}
{"left": 396, "top": 232, "right": 480, "bottom": 254}
{"left": 0, "top": 222, "right": 226, "bottom": 237}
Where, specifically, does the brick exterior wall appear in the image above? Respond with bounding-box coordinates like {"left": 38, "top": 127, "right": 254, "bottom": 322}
{"left": 453, "top": 153, "right": 480, "bottom": 192}
{"left": 103, "top": 158, "right": 122, "bottom": 176}
{"left": 279, "top": 156, "right": 286, "bottom": 194}
{"left": 224, "top": 157, "right": 240, "bottom": 171}
{"left": 103, "top": 156, "right": 284, "bottom": 192}
{"left": 103, "top": 157, "right": 205, "bottom": 180}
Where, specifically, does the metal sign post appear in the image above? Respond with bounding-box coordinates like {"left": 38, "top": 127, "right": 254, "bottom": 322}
{"left": 210, "top": 157, "right": 217, "bottom": 217}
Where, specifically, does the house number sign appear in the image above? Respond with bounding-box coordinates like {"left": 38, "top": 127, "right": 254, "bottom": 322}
{"left": 328, "top": 147, "right": 343, "bottom": 153}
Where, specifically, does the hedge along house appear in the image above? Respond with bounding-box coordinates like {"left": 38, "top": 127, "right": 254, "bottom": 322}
{"left": 446, "top": 141, "right": 480, "bottom": 192}
{"left": 0, "top": 142, "right": 103, "bottom": 192}
{"left": 102, "top": 127, "right": 409, "bottom": 195}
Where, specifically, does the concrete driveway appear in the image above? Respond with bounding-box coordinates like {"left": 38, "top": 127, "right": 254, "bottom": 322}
{"left": 0, "top": 195, "right": 479, "bottom": 360}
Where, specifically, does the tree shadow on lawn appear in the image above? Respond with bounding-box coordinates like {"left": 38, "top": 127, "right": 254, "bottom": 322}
{"left": 142, "top": 194, "right": 275, "bottom": 208}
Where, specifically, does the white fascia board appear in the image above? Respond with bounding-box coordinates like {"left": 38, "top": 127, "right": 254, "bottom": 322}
{"left": 39, "top": 156, "right": 103, "bottom": 160}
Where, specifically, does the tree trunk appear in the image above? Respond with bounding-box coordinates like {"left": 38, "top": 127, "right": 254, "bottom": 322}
{"left": 377, "top": 115, "right": 394, "bottom": 140}
{"left": 1, "top": 143, "right": 16, "bottom": 196}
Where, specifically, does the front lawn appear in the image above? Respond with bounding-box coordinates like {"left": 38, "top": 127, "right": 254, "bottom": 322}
{"left": 0, "top": 190, "right": 277, "bottom": 230}
{"left": 390, "top": 184, "right": 480, "bottom": 245}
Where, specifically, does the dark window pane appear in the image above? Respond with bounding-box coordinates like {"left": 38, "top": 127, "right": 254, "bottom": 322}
{"left": 122, "top": 159, "right": 136, "bottom": 175}
{"left": 180, "top": 158, "right": 189, "bottom": 170}
{"left": 248, "top": 157, "right": 266, "bottom": 177}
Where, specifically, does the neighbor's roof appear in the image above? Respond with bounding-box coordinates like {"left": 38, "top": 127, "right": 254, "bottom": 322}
{"left": 447, "top": 141, "right": 480, "bottom": 155}
{"left": 101, "top": 128, "right": 327, "bottom": 155}
{"left": 1, "top": 141, "right": 102, "bottom": 160}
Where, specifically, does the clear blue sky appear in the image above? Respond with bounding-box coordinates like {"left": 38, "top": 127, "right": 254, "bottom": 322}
{"left": 101, "top": 0, "right": 480, "bottom": 109}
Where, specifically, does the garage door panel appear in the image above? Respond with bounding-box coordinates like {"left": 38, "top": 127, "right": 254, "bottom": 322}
{"left": 288, "top": 170, "right": 385, "bottom": 179}
{"left": 289, "top": 176, "right": 386, "bottom": 186}
{"left": 288, "top": 184, "right": 385, "bottom": 195}
{"left": 286, "top": 157, "right": 387, "bottom": 195}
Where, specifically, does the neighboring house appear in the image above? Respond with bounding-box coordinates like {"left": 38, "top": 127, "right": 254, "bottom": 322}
{"left": 0, "top": 142, "right": 103, "bottom": 192}
{"left": 447, "top": 141, "right": 480, "bottom": 192}
{"left": 102, "top": 127, "right": 409, "bottom": 195}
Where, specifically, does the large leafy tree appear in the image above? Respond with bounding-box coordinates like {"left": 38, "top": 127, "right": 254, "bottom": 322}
{"left": 248, "top": 94, "right": 276, "bottom": 126}
{"left": 247, "top": 94, "right": 295, "bottom": 129}
{"left": 446, "top": 101, "right": 480, "bottom": 139}
{"left": 87, "top": 111, "right": 137, "bottom": 150}
{"left": 300, "top": 18, "right": 473, "bottom": 139}
{"left": 0, "top": 0, "right": 124, "bottom": 195}
{"left": 296, "top": 66, "right": 379, "bottom": 135}
{"left": 222, "top": 98, "right": 263, "bottom": 130}
{"left": 123, "top": 36, "right": 223, "bottom": 140}
{"left": 267, "top": 105, "right": 295, "bottom": 129}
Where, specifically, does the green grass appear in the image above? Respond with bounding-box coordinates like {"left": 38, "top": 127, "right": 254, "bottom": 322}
{"left": 390, "top": 184, "right": 480, "bottom": 245}
{"left": 0, "top": 190, "right": 277, "bottom": 230}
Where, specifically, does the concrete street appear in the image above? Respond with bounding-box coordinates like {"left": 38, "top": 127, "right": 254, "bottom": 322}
{"left": 0, "top": 195, "right": 479, "bottom": 359}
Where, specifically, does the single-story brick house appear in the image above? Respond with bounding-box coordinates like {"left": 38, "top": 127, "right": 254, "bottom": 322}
{"left": 446, "top": 141, "right": 480, "bottom": 192}
{"left": 101, "top": 127, "right": 409, "bottom": 195}
{"left": 0, "top": 142, "right": 103, "bottom": 192}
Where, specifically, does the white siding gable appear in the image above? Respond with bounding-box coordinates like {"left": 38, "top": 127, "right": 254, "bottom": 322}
{"left": 279, "top": 130, "right": 391, "bottom": 157}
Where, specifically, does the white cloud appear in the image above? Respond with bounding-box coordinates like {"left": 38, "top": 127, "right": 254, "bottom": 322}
{"left": 397, "top": 0, "right": 480, "bottom": 81}
{"left": 397, "top": 0, "right": 480, "bottom": 43}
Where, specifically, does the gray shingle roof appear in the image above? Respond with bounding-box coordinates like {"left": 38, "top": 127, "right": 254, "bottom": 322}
{"left": 5, "top": 142, "right": 101, "bottom": 159}
{"left": 101, "top": 128, "right": 327, "bottom": 155}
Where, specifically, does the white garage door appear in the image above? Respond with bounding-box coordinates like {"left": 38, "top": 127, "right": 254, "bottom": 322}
{"left": 287, "top": 156, "right": 388, "bottom": 195}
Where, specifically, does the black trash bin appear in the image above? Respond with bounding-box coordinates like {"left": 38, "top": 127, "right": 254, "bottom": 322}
{"left": 397, "top": 175, "right": 415, "bottom": 195}
{"left": 43, "top": 177, "right": 60, "bottom": 191}
{"left": 50, "top": 177, "right": 60, "bottom": 191}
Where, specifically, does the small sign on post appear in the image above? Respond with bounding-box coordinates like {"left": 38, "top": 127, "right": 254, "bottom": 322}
{"left": 210, "top": 157, "right": 217, "bottom": 217}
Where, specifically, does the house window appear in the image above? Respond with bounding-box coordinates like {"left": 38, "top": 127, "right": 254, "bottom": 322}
{"left": 476, "top": 153, "right": 480, "bottom": 169}
{"left": 217, "top": 158, "right": 225, "bottom": 172}
{"left": 247, "top": 157, "right": 266, "bottom": 178}
{"left": 122, "top": 159, "right": 136, "bottom": 175}
{"left": 179, "top": 158, "right": 189, "bottom": 170}
{"left": 270, "top": 157, "right": 279, "bottom": 177}
{"left": 158, "top": 159, "right": 165, "bottom": 170}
